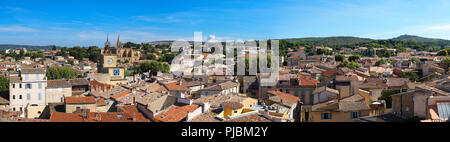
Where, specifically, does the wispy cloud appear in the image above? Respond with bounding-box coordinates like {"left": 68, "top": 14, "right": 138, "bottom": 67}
{"left": 0, "top": 25, "right": 39, "bottom": 33}
{"left": 426, "top": 24, "right": 450, "bottom": 32}
{"left": 132, "top": 11, "right": 204, "bottom": 24}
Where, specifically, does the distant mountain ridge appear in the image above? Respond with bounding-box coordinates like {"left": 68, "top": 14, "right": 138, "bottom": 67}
{"left": 2, "top": 35, "right": 450, "bottom": 49}
{"left": 0, "top": 44, "right": 57, "bottom": 50}
{"left": 280, "top": 36, "right": 373, "bottom": 46}
{"left": 391, "top": 34, "right": 450, "bottom": 44}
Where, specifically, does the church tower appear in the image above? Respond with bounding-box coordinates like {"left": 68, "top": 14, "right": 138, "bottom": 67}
{"left": 105, "top": 34, "right": 111, "bottom": 48}
{"left": 116, "top": 34, "right": 122, "bottom": 48}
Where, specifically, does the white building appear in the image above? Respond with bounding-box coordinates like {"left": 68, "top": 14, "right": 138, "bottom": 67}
{"left": 9, "top": 68, "right": 47, "bottom": 118}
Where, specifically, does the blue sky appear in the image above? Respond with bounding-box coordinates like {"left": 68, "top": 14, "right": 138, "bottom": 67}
{"left": 1, "top": 0, "right": 450, "bottom": 47}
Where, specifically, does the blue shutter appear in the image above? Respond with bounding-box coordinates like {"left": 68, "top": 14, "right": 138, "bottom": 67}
{"left": 350, "top": 112, "right": 353, "bottom": 119}
{"left": 321, "top": 113, "right": 324, "bottom": 120}
{"left": 329, "top": 112, "right": 332, "bottom": 120}
{"left": 358, "top": 111, "right": 362, "bottom": 117}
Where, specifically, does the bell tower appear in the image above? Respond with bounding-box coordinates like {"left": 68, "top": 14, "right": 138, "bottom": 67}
{"left": 116, "top": 34, "right": 122, "bottom": 48}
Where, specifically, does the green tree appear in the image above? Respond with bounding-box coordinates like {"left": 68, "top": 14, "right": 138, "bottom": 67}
{"left": 335, "top": 54, "right": 345, "bottom": 62}
{"left": 146, "top": 54, "right": 156, "bottom": 60}
{"left": 440, "top": 57, "right": 450, "bottom": 72}
{"left": 375, "top": 59, "right": 393, "bottom": 66}
{"left": 87, "top": 46, "right": 101, "bottom": 63}
{"left": 159, "top": 54, "right": 175, "bottom": 63}
{"left": 69, "top": 46, "right": 88, "bottom": 60}
{"left": 398, "top": 72, "right": 419, "bottom": 82}
{"left": 379, "top": 90, "right": 401, "bottom": 108}
{"left": 0, "top": 76, "right": 9, "bottom": 92}
{"left": 348, "top": 54, "right": 361, "bottom": 62}
{"left": 437, "top": 49, "right": 448, "bottom": 56}
{"left": 46, "top": 66, "right": 78, "bottom": 80}
{"left": 337, "top": 61, "right": 362, "bottom": 69}
{"left": 409, "top": 57, "right": 420, "bottom": 62}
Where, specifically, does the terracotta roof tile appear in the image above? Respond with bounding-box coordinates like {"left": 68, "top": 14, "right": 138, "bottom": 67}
{"left": 47, "top": 80, "right": 71, "bottom": 88}
{"left": 154, "top": 104, "right": 199, "bottom": 122}
{"left": 267, "top": 90, "right": 301, "bottom": 103}
{"left": 298, "top": 74, "right": 318, "bottom": 86}
{"left": 111, "top": 89, "right": 132, "bottom": 100}
{"left": 164, "top": 82, "right": 188, "bottom": 91}
{"left": 65, "top": 96, "right": 96, "bottom": 104}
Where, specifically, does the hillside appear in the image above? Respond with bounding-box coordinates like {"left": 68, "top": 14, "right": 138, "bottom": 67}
{"left": 281, "top": 36, "right": 373, "bottom": 46}
{"left": 0, "top": 44, "right": 56, "bottom": 50}
{"left": 392, "top": 35, "right": 450, "bottom": 46}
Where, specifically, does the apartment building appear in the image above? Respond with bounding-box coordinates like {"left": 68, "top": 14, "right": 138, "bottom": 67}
{"left": 9, "top": 68, "right": 47, "bottom": 118}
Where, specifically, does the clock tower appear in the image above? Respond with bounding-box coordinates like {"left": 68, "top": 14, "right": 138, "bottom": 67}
{"left": 99, "top": 54, "right": 118, "bottom": 71}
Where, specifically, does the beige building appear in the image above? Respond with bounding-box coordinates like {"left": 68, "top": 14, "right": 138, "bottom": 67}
{"left": 311, "top": 94, "right": 372, "bottom": 122}
{"left": 95, "top": 54, "right": 127, "bottom": 86}
{"left": 65, "top": 96, "right": 97, "bottom": 113}
{"left": 9, "top": 68, "right": 47, "bottom": 118}
{"left": 46, "top": 80, "right": 72, "bottom": 104}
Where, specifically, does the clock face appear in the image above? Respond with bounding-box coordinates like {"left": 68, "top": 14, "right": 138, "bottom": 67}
{"left": 107, "top": 58, "right": 113, "bottom": 65}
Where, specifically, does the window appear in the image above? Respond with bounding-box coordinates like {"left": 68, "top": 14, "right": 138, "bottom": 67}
{"left": 321, "top": 112, "right": 332, "bottom": 120}
{"left": 13, "top": 95, "right": 15, "bottom": 100}
{"left": 24, "top": 74, "right": 29, "bottom": 81}
{"left": 234, "top": 110, "right": 238, "bottom": 114}
{"left": 19, "top": 95, "right": 22, "bottom": 100}
{"left": 38, "top": 83, "right": 42, "bottom": 89}
{"left": 19, "top": 107, "right": 22, "bottom": 112}
{"left": 350, "top": 112, "right": 361, "bottom": 119}
{"left": 36, "top": 74, "right": 40, "bottom": 80}
{"left": 12, "top": 84, "right": 15, "bottom": 88}
{"left": 25, "top": 83, "right": 32, "bottom": 89}
{"left": 27, "top": 93, "right": 30, "bottom": 100}
{"left": 19, "top": 84, "right": 22, "bottom": 88}
{"left": 38, "top": 93, "right": 42, "bottom": 100}
{"left": 13, "top": 108, "right": 15, "bottom": 111}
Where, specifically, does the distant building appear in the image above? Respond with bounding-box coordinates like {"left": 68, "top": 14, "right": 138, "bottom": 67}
{"left": 101, "top": 34, "right": 141, "bottom": 63}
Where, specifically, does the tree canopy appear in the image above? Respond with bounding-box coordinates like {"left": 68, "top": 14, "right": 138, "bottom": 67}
{"left": 337, "top": 61, "right": 362, "bottom": 69}
{"left": 46, "top": 66, "right": 78, "bottom": 80}
{"left": 0, "top": 76, "right": 9, "bottom": 93}
{"left": 134, "top": 61, "right": 170, "bottom": 75}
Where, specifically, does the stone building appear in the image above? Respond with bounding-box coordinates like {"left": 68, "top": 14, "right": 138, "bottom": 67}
{"left": 101, "top": 34, "right": 141, "bottom": 63}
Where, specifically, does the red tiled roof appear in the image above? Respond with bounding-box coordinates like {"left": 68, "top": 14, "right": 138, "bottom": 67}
{"left": 322, "top": 69, "right": 338, "bottom": 77}
{"left": 164, "top": 82, "right": 188, "bottom": 91}
{"left": 267, "top": 90, "right": 301, "bottom": 103}
{"left": 65, "top": 96, "right": 96, "bottom": 104}
{"left": 289, "top": 55, "right": 300, "bottom": 59}
{"left": 154, "top": 104, "right": 199, "bottom": 122}
{"left": 111, "top": 90, "right": 132, "bottom": 100}
{"left": 49, "top": 106, "right": 150, "bottom": 122}
{"left": 298, "top": 74, "right": 319, "bottom": 86}
{"left": 96, "top": 98, "right": 106, "bottom": 106}
{"left": 202, "top": 53, "right": 209, "bottom": 59}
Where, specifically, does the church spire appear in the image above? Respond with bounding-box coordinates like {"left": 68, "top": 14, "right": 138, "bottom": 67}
{"left": 105, "top": 34, "right": 111, "bottom": 47}
{"left": 116, "top": 34, "right": 122, "bottom": 48}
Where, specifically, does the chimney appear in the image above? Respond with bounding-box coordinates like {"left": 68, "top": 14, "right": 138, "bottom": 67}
{"left": 95, "top": 113, "right": 101, "bottom": 121}
{"left": 133, "top": 97, "right": 136, "bottom": 105}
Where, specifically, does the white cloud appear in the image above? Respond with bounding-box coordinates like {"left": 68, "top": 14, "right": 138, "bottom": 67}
{"left": 426, "top": 24, "right": 450, "bottom": 31}
{"left": 0, "top": 25, "right": 39, "bottom": 33}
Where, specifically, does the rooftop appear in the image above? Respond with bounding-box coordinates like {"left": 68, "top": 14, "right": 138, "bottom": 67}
{"left": 65, "top": 96, "right": 96, "bottom": 104}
